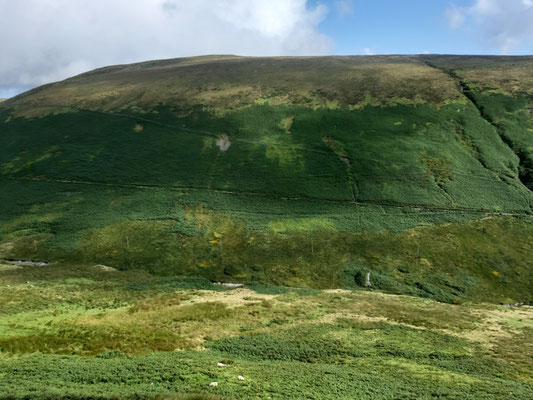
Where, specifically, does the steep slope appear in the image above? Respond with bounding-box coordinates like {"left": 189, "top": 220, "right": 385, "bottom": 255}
{"left": 420, "top": 55, "right": 533, "bottom": 190}
{"left": 0, "top": 55, "right": 531, "bottom": 303}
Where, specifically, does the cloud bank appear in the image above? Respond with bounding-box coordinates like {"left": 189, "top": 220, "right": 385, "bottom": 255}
{"left": 447, "top": 0, "right": 533, "bottom": 54}
{"left": 0, "top": 0, "right": 331, "bottom": 97}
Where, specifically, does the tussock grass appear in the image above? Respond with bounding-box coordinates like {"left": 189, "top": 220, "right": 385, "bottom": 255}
{"left": 1, "top": 56, "right": 462, "bottom": 117}
{"left": 423, "top": 55, "right": 533, "bottom": 96}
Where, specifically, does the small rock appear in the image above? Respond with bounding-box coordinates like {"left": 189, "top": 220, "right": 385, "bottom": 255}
{"left": 26, "top": 281, "right": 30, "bottom": 284}
{"left": 94, "top": 264, "right": 117, "bottom": 272}
{"left": 501, "top": 302, "right": 525, "bottom": 307}
{"left": 214, "top": 282, "right": 244, "bottom": 288}
{"left": 238, "top": 375, "right": 245, "bottom": 381}
{"left": 216, "top": 134, "right": 231, "bottom": 152}
{"left": 217, "top": 362, "right": 227, "bottom": 367}
{"left": 209, "top": 381, "right": 218, "bottom": 387}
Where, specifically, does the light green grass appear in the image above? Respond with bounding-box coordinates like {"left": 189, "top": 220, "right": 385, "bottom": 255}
{"left": 0, "top": 265, "right": 532, "bottom": 399}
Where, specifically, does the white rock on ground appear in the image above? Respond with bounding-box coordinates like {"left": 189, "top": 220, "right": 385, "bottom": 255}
{"left": 238, "top": 376, "right": 245, "bottom": 381}
{"left": 209, "top": 382, "right": 218, "bottom": 387}
{"left": 213, "top": 282, "right": 244, "bottom": 288}
{"left": 217, "top": 362, "right": 227, "bottom": 367}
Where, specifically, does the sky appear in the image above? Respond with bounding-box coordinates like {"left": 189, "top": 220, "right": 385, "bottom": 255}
{"left": 1, "top": 0, "right": 532, "bottom": 98}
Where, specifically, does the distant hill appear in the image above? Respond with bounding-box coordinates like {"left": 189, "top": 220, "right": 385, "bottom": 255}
{"left": 0, "top": 55, "right": 531, "bottom": 303}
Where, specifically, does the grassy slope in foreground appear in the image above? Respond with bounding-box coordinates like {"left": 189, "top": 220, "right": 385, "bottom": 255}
{"left": 0, "top": 55, "right": 532, "bottom": 304}
{"left": 0, "top": 264, "right": 532, "bottom": 399}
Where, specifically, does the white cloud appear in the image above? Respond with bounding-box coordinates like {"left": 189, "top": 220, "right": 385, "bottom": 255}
{"left": 363, "top": 48, "right": 374, "bottom": 55}
{"left": 446, "top": 6, "right": 466, "bottom": 29}
{"left": 448, "top": 0, "right": 533, "bottom": 54}
{"left": 0, "top": 0, "right": 332, "bottom": 97}
{"left": 335, "top": 0, "right": 354, "bottom": 17}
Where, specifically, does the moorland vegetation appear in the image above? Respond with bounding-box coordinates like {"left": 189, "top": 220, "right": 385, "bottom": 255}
{"left": 0, "top": 55, "right": 532, "bottom": 398}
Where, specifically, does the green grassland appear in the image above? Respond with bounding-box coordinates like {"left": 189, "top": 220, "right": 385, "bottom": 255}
{"left": 0, "top": 55, "right": 532, "bottom": 398}
{"left": 0, "top": 264, "right": 532, "bottom": 399}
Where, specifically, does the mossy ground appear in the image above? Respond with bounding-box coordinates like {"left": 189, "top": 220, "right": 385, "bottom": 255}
{"left": 0, "top": 264, "right": 532, "bottom": 399}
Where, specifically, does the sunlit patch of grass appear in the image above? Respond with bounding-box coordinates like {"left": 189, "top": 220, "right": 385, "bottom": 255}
{"left": 425, "top": 55, "right": 533, "bottom": 96}
{"left": 491, "top": 326, "right": 533, "bottom": 383}
{"left": 0, "top": 263, "right": 532, "bottom": 397}
{"left": 2, "top": 56, "right": 464, "bottom": 118}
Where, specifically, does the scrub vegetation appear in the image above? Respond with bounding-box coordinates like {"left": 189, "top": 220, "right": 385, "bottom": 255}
{"left": 0, "top": 55, "right": 532, "bottom": 398}
{"left": 0, "top": 264, "right": 532, "bottom": 399}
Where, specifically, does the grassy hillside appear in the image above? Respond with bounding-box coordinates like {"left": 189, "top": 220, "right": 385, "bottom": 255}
{"left": 0, "top": 55, "right": 532, "bottom": 304}
{"left": 0, "top": 54, "right": 532, "bottom": 399}
{"left": 0, "top": 264, "right": 532, "bottom": 399}
{"left": 3, "top": 55, "right": 462, "bottom": 117}
{"left": 420, "top": 55, "right": 533, "bottom": 190}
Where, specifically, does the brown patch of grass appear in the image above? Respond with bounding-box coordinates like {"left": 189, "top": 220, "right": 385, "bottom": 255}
{"left": 457, "top": 306, "right": 533, "bottom": 349}
{"left": 182, "top": 289, "right": 277, "bottom": 308}
{"left": 3, "top": 55, "right": 463, "bottom": 117}
{"left": 422, "top": 55, "right": 533, "bottom": 95}
{"left": 279, "top": 116, "right": 294, "bottom": 133}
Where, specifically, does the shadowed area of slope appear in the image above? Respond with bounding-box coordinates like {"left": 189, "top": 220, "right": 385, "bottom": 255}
{"left": 1, "top": 103, "right": 531, "bottom": 211}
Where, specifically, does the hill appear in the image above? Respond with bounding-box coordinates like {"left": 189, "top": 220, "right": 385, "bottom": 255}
{"left": 0, "top": 55, "right": 532, "bottom": 304}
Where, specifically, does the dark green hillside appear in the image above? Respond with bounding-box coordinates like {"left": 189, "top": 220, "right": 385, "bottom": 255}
{"left": 0, "top": 55, "right": 532, "bottom": 303}
{"left": 421, "top": 55, "right": 533, "bottom": 190}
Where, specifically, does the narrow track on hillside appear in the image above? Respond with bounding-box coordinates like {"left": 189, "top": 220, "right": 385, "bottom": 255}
{"left": 28, "top": 104, "right": 337, "bottom": 158}
{"left": 25, "top": 103, "right": 524, "bottom": 185}
{"left": 7, "top": 102, "right": 531, "bottom": 215}
{"left": 5, "top": 175, "right": 531, "bottom": 217}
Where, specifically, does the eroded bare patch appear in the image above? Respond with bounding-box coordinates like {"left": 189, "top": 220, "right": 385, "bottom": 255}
{"left": 216, "top": 133, "right": 231, "bottom": 151}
